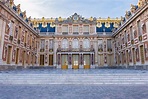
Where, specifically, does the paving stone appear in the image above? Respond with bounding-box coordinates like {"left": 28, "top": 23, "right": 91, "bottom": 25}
{"left": 0, "top": 69, "right": 148, "bottom": 99}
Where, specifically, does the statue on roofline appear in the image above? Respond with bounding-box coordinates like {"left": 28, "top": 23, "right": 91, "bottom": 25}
{"left": 130, "top": 4, "right": 136, "bottom": 13}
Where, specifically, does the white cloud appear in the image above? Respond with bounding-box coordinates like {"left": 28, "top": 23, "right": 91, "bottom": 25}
{"left": 14, "top": 0, "right": 138, "bottom": 18}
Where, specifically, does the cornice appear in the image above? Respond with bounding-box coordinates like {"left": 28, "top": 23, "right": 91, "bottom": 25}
{"left": 31, "top": 13, "right": 121, "bottom": 28}
{"left": 113, "top": 4, "right": 148, "bottom": 37}
{"left": 38, "top": 34, "right": 113, "bottom": 39}
{"left": 0, "top": 2, "right": 39, "bottom": 37}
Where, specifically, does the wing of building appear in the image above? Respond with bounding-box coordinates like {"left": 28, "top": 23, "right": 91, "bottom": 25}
{"left": 0, "top": 0, "right": 148, "bottom": 70}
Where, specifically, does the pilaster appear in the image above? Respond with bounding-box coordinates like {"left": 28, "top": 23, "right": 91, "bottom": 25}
{"left": 0, "top": 19, "right": 6, "bottom": 65}
{"left": 53, "top": 39, "right": 58, "bottom": 67}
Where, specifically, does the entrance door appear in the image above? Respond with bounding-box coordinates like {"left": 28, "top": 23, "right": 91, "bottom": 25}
{"left": 132, "top": 48, "right": 136, "bottom": 65}
{"left": 126, "top": 50, "right": 129, "bottom": 66}
{"left": 117, "top": 54, "right": 120, "bottom": 65}
{"left": 32, "top": 55, "right": 35, "bottom": 66}
{"left": 84, "top": 55, "right": 90, "bottom": 69}
{"left": 98, "top": 54, "right": 104, "bottom": 66}
{"left": 140, "top": 45, "right": 145, "bottom": 64}
{"left": 121, "top": 52, "right": 124, "bottom": 65}
{"left": 40, "top": 55, "right": 44, "bottom": 66}
{"left": 107, "top": 54, "right": 112, "bottom": 66}
{"left": 22, "top": 51, "right": 26, "bottom": 66}
{"left": 28, "top": 54, "right": 31, "bottom": 65}
{"left": 61, "top": 55, "right": 68, "bottom": 69}
{"left": 15, "top": 48, "right": 19, "bottom": 64}
{"left": 7, "top": 46, "right": 12, "bottom": 64}
{"left": 72, "top": 55, "right": 79, "bottom": 69}
{"left": 49, "top": 55, "right": 53, "bottom": 66}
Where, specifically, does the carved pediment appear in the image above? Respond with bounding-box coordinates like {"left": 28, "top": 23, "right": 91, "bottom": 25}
{"left": 56, "top": 13, "right": 96, "bottom": 24}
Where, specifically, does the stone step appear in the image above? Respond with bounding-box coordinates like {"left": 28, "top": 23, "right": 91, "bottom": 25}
{"left": 0, "top": 74, "right": 148, "bottom": 84}
{"left": 0, "top": 75, "right": 148, "bottom": 79}
{"left": 1, "top": 76, "right": 147, "bottom": 79}
{"left": 0, "top": 80, "right": 148, "bottom": 85}
{"left": 0, "top": 77, "right": 148, "bottom": 79}
{"left": 1, "top": 74, "right": 148, "bottom": 76}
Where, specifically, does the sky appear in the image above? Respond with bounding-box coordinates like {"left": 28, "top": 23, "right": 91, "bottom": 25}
{"left": 14, "top": 0, "right": 138, "bottom": 19}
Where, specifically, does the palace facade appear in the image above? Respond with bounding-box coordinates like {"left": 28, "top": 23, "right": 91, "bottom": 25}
{"left": 0, "top": 0, "right": 148, "bottom": 70}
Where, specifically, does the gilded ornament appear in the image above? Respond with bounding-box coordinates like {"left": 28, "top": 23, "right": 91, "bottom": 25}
{"left": 105, "top": 22, "right": 110, "bottom": 28}
{"left": 113, "top": 22, "right": 119, "bottom": 28}
{"left": 58, "top": 17, "right": 62, "bottom": 21}
{"left": 9, "top": 0, "right": 14, "bottom": 7}
{"left": 16, "top": 4, "right": 21, "bottom": 14}
{"left": 89, "top": 17, "right": 93, "bottom": 21}
{"left": 42, "top": 22, "right": 47, "bottom": 28}
{"left": 130, "top": 4, "right": 136, "bottom": 13}
{"left": 50, "top": 22, "right": 55, "bottom": 28}
{"left": 22, "top": 11, "right": 27, "bottom": 19}
{"left": 97, "top": 22, "right": 102, "bottom": 28}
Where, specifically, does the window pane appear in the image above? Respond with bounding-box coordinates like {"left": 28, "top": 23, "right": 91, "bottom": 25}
{"left": 73, "top": 25, "right": 79, "bottom": 33}
{"left": 40, "top": 39, "right": 45, "bottom": 49}
{"left": 107, "top": 39, "right": 111, "bottom": 49}
{"left": 83, "top": 25, "right": 89, "bottom": 32}
{"left": 62, "top": 39, "right": 68, "bottom": 48}
{"left": 62, "top": 25, "right": 68, "bottom": 32}
{"left": 83, "top": 39, "right": 90, "bottom": 48}
{"left": 72, "top": 39, "right": 79, "bottom": 48}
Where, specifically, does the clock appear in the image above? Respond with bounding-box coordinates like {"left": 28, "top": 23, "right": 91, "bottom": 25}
{"left": 73, "top": 15, "right": 78, "bottom": 21}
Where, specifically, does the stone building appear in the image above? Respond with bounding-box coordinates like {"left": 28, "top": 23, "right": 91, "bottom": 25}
{"left": 0, "top": 0, "right": 147, "bottom": 70}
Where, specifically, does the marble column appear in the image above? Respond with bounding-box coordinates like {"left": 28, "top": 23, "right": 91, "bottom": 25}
{"left": 68, "top": 54, "right": 72, "bottom": 69}
{"left": 53, "top": 40, "right": 58, "bottom": 67}
{"left": 79, "top": 54, "right": 82, "bottom": 68}
{"left": 90, "top": 54, "right": 92, "bottom": 66}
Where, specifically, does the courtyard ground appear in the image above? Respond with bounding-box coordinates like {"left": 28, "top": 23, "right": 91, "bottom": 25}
{"left": 0, "top": 68, "right": 148, "bottom": 99}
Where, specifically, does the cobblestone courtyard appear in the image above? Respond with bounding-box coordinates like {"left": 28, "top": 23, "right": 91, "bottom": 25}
{"left": 0, "top": 85, "right": 148, "bottom": 99}
{"left": 0, "top": 69, "right": 148, "bottom": 99}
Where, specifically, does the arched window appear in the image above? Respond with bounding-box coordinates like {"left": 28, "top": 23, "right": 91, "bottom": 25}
{"left": 62, "top": 39, "right": 68, "bottom": 48}
{"left": 83, "top": 39, "right": 90, "bottom": 48}
{"left": 98, "top": 39, "right": 103, "bottom": 49}
{"left": 72, "top": 39, "right": 79, "bottom": 48}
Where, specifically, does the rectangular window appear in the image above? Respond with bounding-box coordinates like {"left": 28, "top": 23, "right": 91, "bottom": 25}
{"left": 73, "top": 25, "right": 79, "bottom": 34}
{"left": 49, "top": 40, "right": 53, "bottom": 49}
{"left": 24, "top": 31, "right": 27, "bottom": 43}
{"left": 62, "top": 25, "right": 68, "bottom": 33}
{"left": 30, "top": 35, "right": 32, "bottom": 46}
{"left": 146, "top": 21, "right": 148, "bottom": 33}
{"left": 18, "top": 26, "right": 21, "bottom": 39}
{"left": 98, "top": 39, "right": 103, "bottom": 49}
{"left": 128, "top": 34, "right": 130, "bottom": 41}
{"left": 124, "top": 31, "right": 127, "bottom": 43}
{"left": 83, "top": 25, "right": 89, "bottom": 34}
{"left": 137, "top": 20, "right": 142, "bottom": 35}
{"left": 9, "top": 21, "right": 14, "bottom": 36}
{"left": 107, "top": 39, "right": 111, "bottom": 49}
{"left": 40, "top": 39, "right": 45, "bottom": 49}
{"left": 130, "top": 26, "right": 133, "bottom": 40}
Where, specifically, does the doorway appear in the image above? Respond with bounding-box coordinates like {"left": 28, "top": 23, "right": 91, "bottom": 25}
{"left": 40, "top": 55, "right": 44, "bottom": 66}
{"left": 98, "top": 54, "right": 104, "bottom": 66}
{"left": 132, "top": 48, "right": 136, "bottom": 64}
{"left": 61, "top": 55, "right": 68, "bottom": 69}
{"left": 15, "top": 48, "right": 19, "bottom": 64}
{"left": 72, "top": 55, "right": 79, "bottom": 69}
{"left": 140, "top": 45, "right": 145, "bottom": 64}
{"left": 22, "top": 51, "right": 26, "bottom": 66}
{"left": 49, "top": 55, "right": 53, "bottom": 66}
{"left": 84, "top": 54, "right": 90, "bottom": 69}
{"left": 126, "top": 50, "right": 129, "bottom": 66}
{"left": 107, "top": 54, "right": 112, "bottom": 66}
{"left": 7, "top": 46, "right": 12, "bottom": 64}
